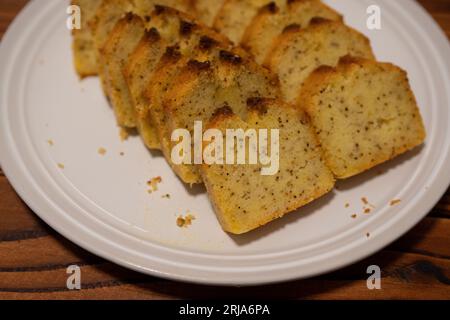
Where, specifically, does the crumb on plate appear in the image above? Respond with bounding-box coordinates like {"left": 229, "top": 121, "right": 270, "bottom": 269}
{"left": 351, "top": 214, "right": 357, "bottom": 219}
{"left": 162, "top": 194, "right": 171, "bottom": 199}
{"left": 390, "top": 199, "right": 402, "bottom": 206}
{"left": 47, "top": 139, "right": 54, "bottom": 146}
{"left": 57, "top": 163, "right": 65, "bottom": 169}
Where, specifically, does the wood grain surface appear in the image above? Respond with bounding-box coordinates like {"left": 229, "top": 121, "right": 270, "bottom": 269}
{"left": 0, "top": 0, "right": 449, "bottom": 300}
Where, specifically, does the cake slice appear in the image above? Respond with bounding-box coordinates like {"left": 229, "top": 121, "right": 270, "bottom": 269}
{"left": 71, "top": 0, "right": 102, "bottom": 77}
{"left": 200, "top": 99, "right": 335, "bottom": 234}
{"left": 191, "top": 0, "right": 225, "bottom": 26}
{"left": 241, "top": 0, "right": 342, "bottom": 64}
{"left": 213, "top": 0, "right": 282, "bottom": 43}
{"left": 162, "top": 52, "right": 281, "bottom": 184}
{"left": 102, "top": 6, "right": 200, "bottom": 129}
{"left": 265, "top": 19, "right": 374, "bottom": 102}
{"left": 101, "top": 13, "right": 147, "bottom": 127}
{"left": 299, "top": 56, "right": 426, "bottom": 179}
{"left": 90, "top": 0, "right": 191, "bottom": 56}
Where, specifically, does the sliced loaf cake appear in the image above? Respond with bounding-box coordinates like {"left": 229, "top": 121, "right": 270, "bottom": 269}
{"left": 143, "top": 35, "right": 233, "bottom": 156}
{"left": 200, "top": 99, "right": 335, "bottom": 234}
{"left": 124, "top": 7, "right": 230, "bottom": 149}
{"left": 103, "top": 6, "right": 201, "bottom": 129}
{"left": 162, "top": 52, "right": 281, "bottom": 184}
{"left": 265, "top": 19, "right": 374, "bottom": 102}
{"left": 101, "top": 13, "right": 147, "bottom": 127}
{"left": 299, "top": 56, "right": 426, "bottom": 179}
{"left": 241, "top": 0, "right": 342, "bottom": 64}
{"left": 213, "top": 0, "right": 282, "bottom": 43}
{"left": 71, "top": 0, "right": 102, "bottom": 78}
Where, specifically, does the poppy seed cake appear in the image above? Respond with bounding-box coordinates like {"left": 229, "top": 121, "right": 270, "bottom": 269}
{"left": 144, "top": 35, "right": 233, "bottom": 160}
{"left": 71, "top": 0, "right": 102, "bottom": 78}
{"left": 201, "top": 99, "right": 335, "bottom": 234}
{"left": 298, "top": 56, "right": 426, "bottom": 179}
{"left": 213, "top": 0, "right": 282, "bottom": 43}
{"left": 124, "top": 8, "right": 229, "bottom": 149}
{"left": 163, "top": 52, "right": 281, "bottom": 184}
{"left": 192, "top": 0, "right": 226, "bottom": 26}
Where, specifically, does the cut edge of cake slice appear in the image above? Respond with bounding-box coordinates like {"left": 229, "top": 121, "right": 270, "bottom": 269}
{"left": 212, "top": 0, "right": 281, "bottom": 44}
{"left": 241, "top": 0, "right": 343, "bottom": 64}
{"left": 144, "top": 34, "right": 233, "bottom": 160}
{"left": 298, "top": 56, "right": 426, "bottom": 179}
{"left": 200, "top": 98, "right": 335, "bottom": 234}
{"left": 191, "top": 0, "right": 225, "bottom": 26}
{"left": 264, "top": 18, "right": 375, "bottom": 102}
{"left": 101, "top": 12, "right": 146, "bottom": 128}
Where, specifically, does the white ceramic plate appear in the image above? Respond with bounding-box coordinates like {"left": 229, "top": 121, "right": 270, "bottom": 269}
{"left": 1, "top": 0, "right": 450, "bottom": 286}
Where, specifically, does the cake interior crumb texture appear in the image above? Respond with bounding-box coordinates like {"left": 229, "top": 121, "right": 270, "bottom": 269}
{"left": 299, "top": 57, "right": 426, "bottom": 179}
{"left": 201, "top": 99, "right": 335, "bottom": 234}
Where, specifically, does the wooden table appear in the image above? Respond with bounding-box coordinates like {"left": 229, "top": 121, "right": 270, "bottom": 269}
{"left": 1, "top": 0, "right": 449, "bottom": 300}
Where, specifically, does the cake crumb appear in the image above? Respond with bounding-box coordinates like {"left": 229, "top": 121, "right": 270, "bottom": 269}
{"left": 345, "top": 203, "right": 350, "bottom": 208}
{"left": 47, "top": 139, "right": 54, "bottom": 146}
{"left": 119, "top": 128, "right": 129, "bottom": 141}
{"left": 366, "top": 232, "right": 371, "bottom": 238}
{"left": 351, "top": 214, "right": 357, "bottom": 219}
{"left": 57, "top": 163, "right": 65, "bottom": 169}
{"left": 147, "top": 176, "right": 162, "bottom": 193}
{"left": 119, "top": 152, "right": 125, "bottom": 156}
{"left": 364, "top": 208, "right": 372, "bottom": 214}
{"left": 98, "top": 147, "right": 107, "bottom": 156}
{"left": 390, "top": 199, "right": 401, "bottom": 206}
{"left": 162, "top": 194, "right": 171, "bottom": 199}
{"left": 177, "top": 214, "right": 196, "bottom": 228}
